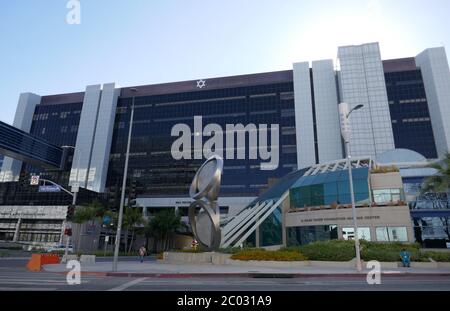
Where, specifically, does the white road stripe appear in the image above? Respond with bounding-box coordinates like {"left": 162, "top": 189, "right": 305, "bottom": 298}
{"left": 108, "top": 277, "right": 147, "bottom": 291}
{"left": 0, "top": 281, "right": 69, "bottom": 285}
{"left": 0, "top": 287, "right": 57, "bottom": 291}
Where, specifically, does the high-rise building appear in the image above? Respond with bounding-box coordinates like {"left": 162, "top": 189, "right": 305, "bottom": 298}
{"left": 0, "top": 42, "right": 449, "bottom": 238}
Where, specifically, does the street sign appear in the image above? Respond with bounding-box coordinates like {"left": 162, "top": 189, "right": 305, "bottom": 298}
{"left": 39, "top": 185, "right": 61, "bottom": 193}
{"left": 30, "top": 175, "right": 40, "bottom": 186}
{"left": 71, "top": 183, "right": 80, "bottom": 193}
{"left": 105, "top": 236, "right": 110, "bottom": 243}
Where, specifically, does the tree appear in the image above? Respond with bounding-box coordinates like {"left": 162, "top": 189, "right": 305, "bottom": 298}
{"left": 123, "top": 207, "right": 144, "bottom": 253}
{"left": 422, "top": 152, "right": 450, "bottom": 194}
{"left": 72, "top": 205, "right": 96, "bottom": 252}
{"left": 71, "top": 200, "right": 107, "bottom": 252}
{"left": 146, "top": 209, "right": 181, "bottom": 252}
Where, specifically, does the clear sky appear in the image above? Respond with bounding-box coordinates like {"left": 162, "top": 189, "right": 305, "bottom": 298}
{"left": 1, "top": 0, "right": 449, "bottom": 125}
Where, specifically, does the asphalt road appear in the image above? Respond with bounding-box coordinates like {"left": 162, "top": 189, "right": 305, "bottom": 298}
{"left": 1, "top": 258, "right": 450, "bottom": 291}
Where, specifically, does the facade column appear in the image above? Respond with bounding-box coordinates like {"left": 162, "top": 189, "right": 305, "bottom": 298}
{"left": 255, "top": 220, "right": 260, "bottom": 248}
{"left": 59, "top": 220, "right": 67, "bottom": 244}
{"left": 13, "top": 218, "right": 22, "bottom": 242}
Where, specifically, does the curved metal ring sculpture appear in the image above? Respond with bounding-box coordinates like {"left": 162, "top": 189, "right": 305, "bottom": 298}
{"left": 188, "top": 155, "right": 223, "bottom": 251}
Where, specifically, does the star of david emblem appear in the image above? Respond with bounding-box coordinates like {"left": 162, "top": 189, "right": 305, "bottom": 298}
{"left": 196, "top": 79, "right": 206, "bottom": 89}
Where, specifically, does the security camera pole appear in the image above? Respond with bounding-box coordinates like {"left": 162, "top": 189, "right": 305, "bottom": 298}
{"left": 113, "top": 88, "right": 138, "bottom": 272}
{"left": 339, "top": 103, "right": 364, "bottom": 272}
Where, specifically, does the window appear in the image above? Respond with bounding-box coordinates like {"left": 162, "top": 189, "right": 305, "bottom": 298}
{"left": 342, "top": 227, "right": 371, "bottom": 241}
{"left": 373, "top": 189, "right": 403, "bottom": 204}
{"left": 60, "top": 112, "right": 69, "bottom": 119}
{"left": 288, "top": 225, "right": 338, "bottom": 246}
{"left": 376, "top": 227, "right": 408, "bottom": 242}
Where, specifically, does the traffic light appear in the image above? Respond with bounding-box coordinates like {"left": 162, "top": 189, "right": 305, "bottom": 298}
{"left": 108, "top": 184, "right": 119, "bottom": 210}
{"left": 66, "top": 204, "right": 76, "bottom": 221}
{"left": 64, "top": 228, "right": 72, "bottom": 236}
{"left": 128, "top": 179, "right": 137, "bottom": 207}
{"left": 18, "top": 172, "right": 30, "bottom": 187}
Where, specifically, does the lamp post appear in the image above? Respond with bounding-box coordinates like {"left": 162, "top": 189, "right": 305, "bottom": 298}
{"left": 339, "top": 103, "right": 364, "bottom": 272}
{"left": 113, "top": 87, "right": 138, "bottom": 272}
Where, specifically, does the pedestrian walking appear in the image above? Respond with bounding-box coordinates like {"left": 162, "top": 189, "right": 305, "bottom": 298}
{"left": 138, "top": 246, "right": 147, "bottom": 263}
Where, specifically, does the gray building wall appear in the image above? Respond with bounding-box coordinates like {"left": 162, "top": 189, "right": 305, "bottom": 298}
{"left": 415, "top": 47, "right": 450, "bottom": 158}
{"left": 338, "top": 42, "right": 395, "bottom": 158}
{"left": 69, "top": 85, "right": 102, "bottom": 189}
{"left": 87, "top": 83, "right": 120, "bottom": 192}
{"left": 312, "top": 59, "right": 343, "bottom": 163}
{"left": 293, "top": 62, "right": 316, "bottom": 169}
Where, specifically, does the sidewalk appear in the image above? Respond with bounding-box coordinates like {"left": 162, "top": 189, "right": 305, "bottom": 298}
{"left": 43, "top": 260, "right": 450, "bottom": 278}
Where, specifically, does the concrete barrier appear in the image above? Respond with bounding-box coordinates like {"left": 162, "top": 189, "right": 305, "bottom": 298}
{"left": 164, "top": 252, "right": 214, "bottom": 263}
{"left": 80, "top": 255, "right": 96, "bottom": 264}
{"left": 162, "top": 252, "right": 449, "bottom": 270}
{"left": 26, "top": 253, "right": 60, "bottom": 272}
{"left": 61, "top": 254, "right": 78, "bottom": 263}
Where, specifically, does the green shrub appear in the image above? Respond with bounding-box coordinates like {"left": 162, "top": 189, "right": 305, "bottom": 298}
{"left": 231, "top": 249, "right": 307, "bottom": 261}
{"left": 282, "top": 240, "right": 427, "bottom": 262}
{"left": 422, "top": 251, "right": 450, "bottom": 262}
{"left": 360, "top": 241, "right": 422, "bottom": 262}
{"left": 292, "top": 240, "right": 356, "bottom": 262}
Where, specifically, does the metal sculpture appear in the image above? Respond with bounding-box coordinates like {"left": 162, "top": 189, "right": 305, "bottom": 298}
{"left": 188, "top": 155, "right": 223, "bottom": 251}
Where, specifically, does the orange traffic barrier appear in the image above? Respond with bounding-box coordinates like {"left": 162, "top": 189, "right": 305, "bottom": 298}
{"left": 26, "top": 253, "right": 61, "bottom": 272}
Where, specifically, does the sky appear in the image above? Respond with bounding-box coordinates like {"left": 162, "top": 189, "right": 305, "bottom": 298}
{"left": 1, "top": 0, "right": 449, "bottom": 125}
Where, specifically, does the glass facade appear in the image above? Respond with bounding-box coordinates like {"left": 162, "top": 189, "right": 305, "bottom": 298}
{"left": 287, "top": 225, "right": 338, "bottom": 246}
{"left": 107, "top": 83, "right": 297, "bottom": 198}
{"left": 290, "top": 167, "right": 370, "bottom": 208}
{"left": 376, "top": 226, "right": 408, "bottom": 242}
{"left": 259, "top": 207, "right": 282, "bottom": 247}
{"left": 385, "top": 69, "right": 438, "bottom": 159}
{"left": 342, "top": 227, "right": 371, "bottom": 241}
{"left": 23, "top": 102, "right": 83, "bottom": 187}
{"left": 372, "top": 188, "right": 404, "bottom": 204}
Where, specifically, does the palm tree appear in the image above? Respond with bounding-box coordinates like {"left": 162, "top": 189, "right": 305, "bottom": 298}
{"left": 123, "top": 207, "right": 144, "bottom": 253}
{"left": 422, "top": 152, "right": 450, "bottom": 194}
{"left": 147, "top": 209, "right": 181, "bottom": 252}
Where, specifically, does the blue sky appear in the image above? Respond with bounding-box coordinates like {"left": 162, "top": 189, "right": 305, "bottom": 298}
{"left": 1, "top": 0, "right": 449, "bottom": 124}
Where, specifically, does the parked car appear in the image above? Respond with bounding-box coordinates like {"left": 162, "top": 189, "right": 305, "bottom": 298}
{"left": 46, "top": 244, "right": 74, "bottom": 253}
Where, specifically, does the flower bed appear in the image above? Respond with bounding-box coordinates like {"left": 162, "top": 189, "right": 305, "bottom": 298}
{"left": 230, "top": 249, "right": 307, "bottom": 261}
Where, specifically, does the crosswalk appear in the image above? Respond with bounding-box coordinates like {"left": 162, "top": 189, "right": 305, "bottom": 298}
{"left": 0, "top": 269, "right": 103, "bottom": 291}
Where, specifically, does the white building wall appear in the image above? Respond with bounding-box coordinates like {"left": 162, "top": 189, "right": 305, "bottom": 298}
{"left": 87, "top": 83, "right": 120, "bottom": 192}
{"left": 69, "top": 85, "right": 102, "bottom": 189}
{"left": 0, "top": 93, "right": 41, "bottom": 182}
{"left": 293, "top": 62, "right": 316, "bottom": 169}
{"left": 338, "top": 42, "right": 395, "bottom": 157}
{"left": 415, "top": 47, "right": 450, "bottom": 158}
{"left": 311, "top": 59, "right": 343, "bottom": 163}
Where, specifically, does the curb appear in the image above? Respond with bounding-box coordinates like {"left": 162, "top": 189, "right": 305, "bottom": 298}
{"left": 47, "top": 271, "right": 450, "bottom": 278}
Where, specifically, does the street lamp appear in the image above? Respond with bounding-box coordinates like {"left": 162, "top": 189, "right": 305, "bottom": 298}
{"left": 339, "top": 103, "right": 364, "bottom": 272}
{"left": 113, "top": 87, "right": 138, "bottom": 272}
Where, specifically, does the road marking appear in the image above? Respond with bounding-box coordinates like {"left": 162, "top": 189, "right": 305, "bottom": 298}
{"left": 0, "top": 287, "right": 57, "bottom": 291}
{"left": 108, "top": 277, "right": 147, "bottom": 291}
